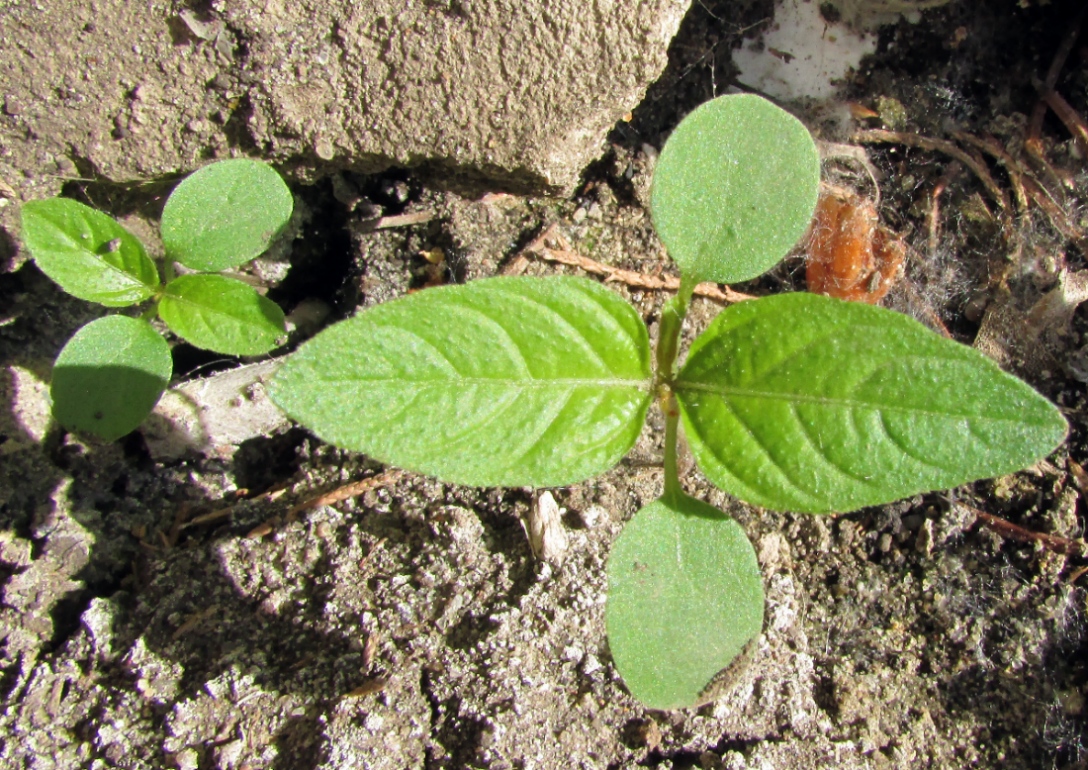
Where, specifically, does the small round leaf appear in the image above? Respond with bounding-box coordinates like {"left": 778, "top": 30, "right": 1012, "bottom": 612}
{"left": 606, "top": 494, "right": 765, "bottom": 710}
{"left": 159, "top": 274, "right": 286, "bottom": 356}
{"left": 650, "top": 94, "right": 820, "bottom": 284}
{"left": 161, "top": 159, "right": 293, "bottom": 272}
{"left": 51, "top": 316, "right": 172, "bottom": 441}
{"left": 21, "top": 198, "right": 160, "bottom": 306}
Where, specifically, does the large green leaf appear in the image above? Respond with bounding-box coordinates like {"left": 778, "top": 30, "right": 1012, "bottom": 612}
{"left": 675, "top": 293, "right": 1068, "bottom": 513}
{"left": 159, "top": 274, "right": 286, "bottom": 355}
{"left": 21, "top": 198, "right": 160, "bottom": 306}
{"left": 650, "top": 94, "right": 820, "bottom": 284}
{"left": 51, "top": 316, "right": 172, "bottom": 441}
{"left": 606, "top": 494, "right": 764, "bottom": 710}
{"left": 161, "top": 159, "right": 293, "bottom": 272}
{"left": 269, "top": 276, "right": 653, "bottom": 487}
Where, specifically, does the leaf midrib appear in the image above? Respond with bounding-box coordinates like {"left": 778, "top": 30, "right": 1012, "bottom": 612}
{"left": 50, "top": 239, "right": 153, "bottom": 291}
{"left": 316, "top": 376, "right": 652, "bottom": 389}
{"left": 164, "top": 291, "right": 266, "bottom": 327}
{"left": 675, "top": 381, "right": 1043, "bottom": 423}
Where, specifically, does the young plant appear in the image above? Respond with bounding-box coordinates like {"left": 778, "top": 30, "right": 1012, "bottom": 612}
{"left": 20, "top": 159, "right": 293, "bottom": 440}
{"left": 267, "top": 95, "right": 1067, "bottom": 709}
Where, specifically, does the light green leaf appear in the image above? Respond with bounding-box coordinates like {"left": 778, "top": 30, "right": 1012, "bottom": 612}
{"left": 21, "top": 198, "right": 160, "bottom": 306}
{"left": 51, "top": 316, "right": 172, "bottom": 441}
{"left": 675, "top": 293, "right": 1068, "bottom": 513}
{"left": 159, "top": 274, "right": 285, "bottom": 356}
{"left": 269, "top": 276, "right": 653, "bottom": 487}
{"left": 606, "top": 494, "right": 764, "bottom": 710}
{"left": 650, "top": 94, "right": 820, "bottom": 284}
{"left": 161, "top": 159, "right": 293, "bottom": 272}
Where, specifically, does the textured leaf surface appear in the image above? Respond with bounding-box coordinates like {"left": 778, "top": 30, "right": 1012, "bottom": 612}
{"left": 606, "top": 494, "right": 764, "bottom": 710}
{"left": 270, "top": 276, "right": 653, "bottom": 487}
{"left": 675, "top": 293, "right": 1068, "bottom": 513}
{"left": 51, "top": 316, "right": 172, "bottom": 441}
{"left": 161, "top": 159, "right": 293, "bottom": 272}
{"left": 159, "top": 274, "right": 285, "bottom": 355}
{"left": 21, "top": 198, "right": 159, "bottom": 306}
{"left": 650, "top": 94, "right": 820, "bottom": 284}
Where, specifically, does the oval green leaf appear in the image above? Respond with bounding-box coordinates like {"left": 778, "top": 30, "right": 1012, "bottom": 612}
{"left": 21, "top": 198, "right": 160, "bottom": 306}
{"left": 675, "top": 293, "right": 1069, "bottom": 513}
{"left": 161, "top": 159, "right": 293, "bottom": 272}
{"left": 650, "top": 94, "right": 820, "bottom": 284}
{"left": 606, "top": 494, "right": 764, "bottom": 710}
{"left": 51, "top": 315, "right": 172, "bottom": 441}
{"left": 269, "top": 276, "right": 654, "bottom": 487}
{"left": 159, "top": 274, "right": 286, "bottom": 356}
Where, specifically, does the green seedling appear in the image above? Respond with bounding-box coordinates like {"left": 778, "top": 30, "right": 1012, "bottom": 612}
{"left": 21, "top": 158, "right": 293, "bottom": 440}
{"left": 268, "top": 95, "right": 1067, "bottom": 709}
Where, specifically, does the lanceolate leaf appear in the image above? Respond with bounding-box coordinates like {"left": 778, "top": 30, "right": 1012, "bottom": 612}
{"left": 650, "top": 94, "right": 820, "bottom": 285}
{"left": 21, "top": 198, "right": 160, "bottom": 306}
{"left": 159, "top": 274, "right": 286, "bottom": 355}
{"left": 675, "top": 293, "right": 1068, "bottom": 513}
{"left": 161, "top": 159, "right": 293, "bottom": 272}
{"left": 51, "top": 316, "right": 172, "bottom": 441}
{"left": 606, "top": 494, "right": 764, "bottom": 710}
{"left": 269, "top": 276, "right": 653, "bottom": 487}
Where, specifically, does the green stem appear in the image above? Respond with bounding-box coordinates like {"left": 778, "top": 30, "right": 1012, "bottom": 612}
{"left": 655, "top": 273, "right": 696, "bottom": 383}
{"left": 662, "top": 389, "right": 681, "bottom": 503}
{"left": 657, "top": 272, "right": 695, "bottom": 503}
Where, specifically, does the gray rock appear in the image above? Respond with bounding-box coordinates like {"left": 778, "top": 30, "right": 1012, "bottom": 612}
{"left": 1, "top": 0, "right": 687, "bottom": 267}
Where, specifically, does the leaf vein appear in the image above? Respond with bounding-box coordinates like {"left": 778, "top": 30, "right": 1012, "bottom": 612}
{"left": 875, "top": 410, "right": 948, "bottom": 473}
{"left": 486, "top": 287, "right": 613, "bottom": 374}
{"left": 788, "top": 403, "right": 871, "bottom": 485}
{"left": 716, "top": 397, "right": 820, "bottom": 504}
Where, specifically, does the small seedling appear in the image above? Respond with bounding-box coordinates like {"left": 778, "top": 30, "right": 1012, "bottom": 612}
{"left": 268, "top": 95, "right": 1067, "bottom": 709}
{"left": 21, "top": 159, "right": 293, "bottom": 440}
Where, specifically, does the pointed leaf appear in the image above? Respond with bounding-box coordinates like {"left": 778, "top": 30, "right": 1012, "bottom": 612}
{"left": 21, "top": 198, "right": 160, "bottom": 306}
{"left": 606, "top": 494, "right": 764, "bottom": 710}
{"left": 650, "top": 94, "right": 820, "bottom": 284}
{"left": 51, "top": 316, "right": 172, "bottom": 441}
{"left": 269, "top": 276, "right": 653, "bottom": 487}
{"left": 675, "top": 293, "right": 1068, "bottom": 513}
{"left": 159, "top": 274, "right": 286, "bottom": 356}
{"left": 161, "top": 159, "right": 293, "bottom": 272}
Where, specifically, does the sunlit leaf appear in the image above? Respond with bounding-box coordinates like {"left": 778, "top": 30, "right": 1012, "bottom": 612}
{"left": 269, "top": 276, "right": 653, "bottom": 487}
{"left": 650, "top": 94, "right": 820, "bottom": 284}
{"left": 159, "top": 274, "right": 285, "bottom": 355}
{"left": 21, "top": 198, "right": 159, "bottom": 306}
{"left": 161, "top": 159, "right": 293, "bottom": 272}
{"left": 606, "top": 494, "right": 764, "bottom": 710}
{"left": 675, "top": 293, "right": 1068, "bottom": 513}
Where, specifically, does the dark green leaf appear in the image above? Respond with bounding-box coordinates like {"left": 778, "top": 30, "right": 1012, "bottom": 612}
{"left": 606, "top": 494, "right": 764, "bottom": 710}
{"left": 161, "top": 159, "right": 293, "bottom": 272}
{"left": 159, "top": 274, "right": 285, "bottom": 355}
{"left": 21, "top": 198, "right": 160, "bottom": 306}
{"left": 650, "top": 94, "right": 820, "bottom": 284}
{"left": 675, "top": 293, "right": 1068, "bottom": 513}
{"left": 269, "top": 276, "right": 653, "bottom": 487}
{"left": 51, "top": 316, "right": 172, "bottom": 441}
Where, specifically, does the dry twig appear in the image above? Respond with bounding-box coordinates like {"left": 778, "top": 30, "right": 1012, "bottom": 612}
{"left": 968, "top": 505, "right": 1086, "bottom": 557}
{"left": 244, "top": 471, "right": 403, "bottom": 540}
{"left": 519, "top": 223, "right": 755, "bottom": 304}
{"left": 357, "top": 211, "right": 435, "bottom": 231}
{"left": 954, "top": 133, "right": 1029, "bottom": 216}
{"left": 286, "top": 469, "right": 404, "bottom": 519}
{"left": 853, "top": 129, "right": 1010, "bottom": 212}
